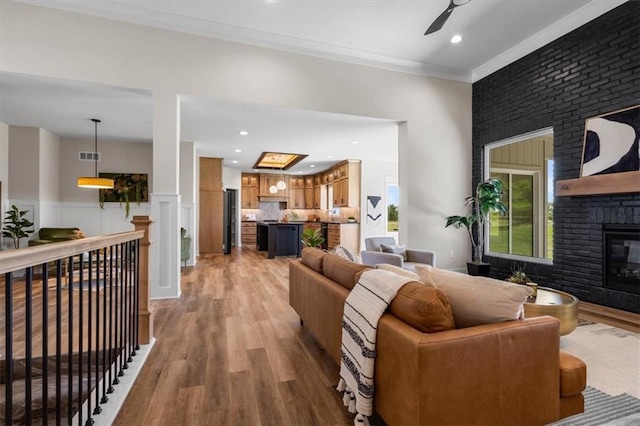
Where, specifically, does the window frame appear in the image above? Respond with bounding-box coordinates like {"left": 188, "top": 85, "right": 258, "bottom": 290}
{"left": 483, "top": 127, "right": 554, "bottom": 266}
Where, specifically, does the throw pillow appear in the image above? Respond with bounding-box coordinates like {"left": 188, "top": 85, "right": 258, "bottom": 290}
{"left": 389, "top": 282, "right": 456, "bottom": 333}
{"left": 375, "top": 263, "right": 421, "bottom": 281}
{"left": 414, "top": 264, "right": 437, "bottom": 288}
{"left": 415, "top": 266, "right": 533, "bottom": 328}
{"left": 330, "top": 245, "right": 361, "bottom": 263}
{"left": 380, "top": 243, "right": 408, "bottom": 261}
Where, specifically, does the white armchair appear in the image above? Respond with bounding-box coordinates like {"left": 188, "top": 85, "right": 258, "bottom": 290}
{"left": 360, "top": 237, "right": 436, "bottom": 271}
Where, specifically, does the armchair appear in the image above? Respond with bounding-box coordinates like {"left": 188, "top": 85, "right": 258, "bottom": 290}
{"left": 360, "top": 236, "right": 436, "bottom": 271}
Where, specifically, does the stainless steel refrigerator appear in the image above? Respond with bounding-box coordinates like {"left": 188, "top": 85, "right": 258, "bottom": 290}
{"left": 223, "top": 189, "right": 237, "bottom": 254}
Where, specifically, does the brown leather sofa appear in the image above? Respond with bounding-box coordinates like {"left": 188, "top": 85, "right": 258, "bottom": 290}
{"left": 289, "top": 247, "right": 586, "bottom": 425}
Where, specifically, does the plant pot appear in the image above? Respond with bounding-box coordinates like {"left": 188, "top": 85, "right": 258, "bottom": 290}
{"left": 467, "top": 262, "right": 491, "bottom": 277}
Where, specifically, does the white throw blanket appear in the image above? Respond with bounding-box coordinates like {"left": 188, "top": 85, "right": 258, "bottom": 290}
{"left": 337, "top": 269, "right": 412, "bottom": 425}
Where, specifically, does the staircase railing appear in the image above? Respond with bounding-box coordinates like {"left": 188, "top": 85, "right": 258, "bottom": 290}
{"left": 0, "top": 215, "right": 153, "bottom": 426}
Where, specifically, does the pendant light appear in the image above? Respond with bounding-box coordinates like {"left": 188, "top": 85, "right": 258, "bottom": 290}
{"left": 276, "top": 167, "right": 287, "bottom": 191}
{"left": 77, "top": 118, "right": 114, "bottom": 189}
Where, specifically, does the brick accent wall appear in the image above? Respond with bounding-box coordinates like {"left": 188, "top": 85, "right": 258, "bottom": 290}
{"left": 472, "top": 1, "right": 640, "bottom": 313}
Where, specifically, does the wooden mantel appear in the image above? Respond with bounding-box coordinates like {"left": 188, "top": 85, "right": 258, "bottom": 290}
{"left": 556, "top": 170, "right": 640, "bottom": 197}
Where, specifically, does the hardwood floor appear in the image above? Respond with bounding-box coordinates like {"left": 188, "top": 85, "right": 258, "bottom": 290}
{"left": 114, "top": 247, "right": 353, "bottom": 425}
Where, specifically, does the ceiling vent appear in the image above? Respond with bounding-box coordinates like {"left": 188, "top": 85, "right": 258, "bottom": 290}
{"left": 79, "top": 151, "right": 100, "bottom": 161}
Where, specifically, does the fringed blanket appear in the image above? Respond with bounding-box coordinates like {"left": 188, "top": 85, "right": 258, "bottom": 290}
{"left": 337, "top": 269, "right": 412, "bottom": 425}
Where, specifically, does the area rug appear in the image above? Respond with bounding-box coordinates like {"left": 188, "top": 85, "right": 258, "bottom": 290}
{"left": 549, "top": 386, "right": 640, "bottom": 425}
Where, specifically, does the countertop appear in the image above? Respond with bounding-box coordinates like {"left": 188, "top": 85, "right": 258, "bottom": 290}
{"left": 242, "top": 220, "right": 359, "bottom": 225}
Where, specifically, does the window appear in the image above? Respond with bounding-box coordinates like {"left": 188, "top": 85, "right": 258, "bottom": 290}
{"left": 485, "top": 129, "right": 554, "bottom": 263}
{"left": 386, "top": 178, "right": 398, "bottom": 236}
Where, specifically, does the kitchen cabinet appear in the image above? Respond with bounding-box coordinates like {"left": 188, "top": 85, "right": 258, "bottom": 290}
{"left": 241, "top": 221, "right": 257, "bottom": 246}
{"left": 257, "top": 222, "right": 303, "bottom": 259}
{"left": 241, "top": 173, "right": 260, "bottom": 208}
{"left": 289, "top": 187, "right": 305, "bottom": 209}
{"left": 331, "top": 160, "right": 360, "bottom": 207}
{"left": 200, "top": 157, "right": 224, "bottom": 254}
{"left": 326, "top": 223, "right": 359, "bottom": 253}
{"left": 259, "top": 174, "right": 290, "bottom": 197}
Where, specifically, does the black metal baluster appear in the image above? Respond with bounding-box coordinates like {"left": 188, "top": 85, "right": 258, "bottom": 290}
{"left": 109, "top": 244, "right": 118, "bottom": 389}
{"left": 134, "top": 240, "right": 140, "bottom": 351}
{"left": 42, "top": 264, "right": 49, "bottom": 426}
{"left": 68, "top": 256, "right": 74, "bottom": 424}
{"left": 56, "top": 259, "right": 63, "bottom": 426}
{"left": 121, "top": 243, "right": 128, "bottom": 371}
{"left": 86, "top": 251, "right": 94, "bottom": 425}
{"left": 78, "top": 255, "right": 84, "bottom": 426}
{"left": 116, "top": 243, "right": 126, "bottom": 377}
{"left": 127, "top": 242, "right": 133, "bottom": 362}
{"left": 120, "top": 243, "right": 133, "bottom": 370}
{"left": 94, "top": 250, "right": 103, "bottom": 415}
{"left": 25, "top": 267, "right": 34, "bottom": 425}
{"left": 101, "top": 247, "right": 109, "bottom": 404}
{"left": 5, "top": 272, "right": 14, "bottom": 426}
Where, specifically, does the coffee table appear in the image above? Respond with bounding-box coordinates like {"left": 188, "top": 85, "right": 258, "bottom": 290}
{"left": 523, "top": 287, "right": 579, "bottom": 336}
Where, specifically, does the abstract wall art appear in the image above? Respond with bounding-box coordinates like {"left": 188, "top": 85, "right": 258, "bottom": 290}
{"left": 580, "top": 105, "right": 640, "bottom": 177}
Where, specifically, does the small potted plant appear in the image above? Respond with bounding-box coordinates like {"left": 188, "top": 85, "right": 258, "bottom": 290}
{"left": 506, "top": 264, "right": 537, "bottom": 296}
{"left": 2, "top": 205, "right": 35, "bottom": 249}
{"left": 445, "top": 177, "right": 507, "bottom": 276}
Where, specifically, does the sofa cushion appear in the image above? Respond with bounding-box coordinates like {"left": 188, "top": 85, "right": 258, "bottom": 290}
{"left": 301, "top": 247, "right": 326, "bottom": 273}
{"left": 559, "top": 351, "right": 587, "bottom": 397}
{"left": 375, "top": 263, "right": 420, "bottom": 281}
{"left": 389, "top": 282, "right": 456, "bottom": 333}
{"left": 323, "top": 253, "right": 370, "bottom": 290}
{"left": 415, "top": 265, "right": 533, "bottom": 328}
{"left": 330, "top": 245, "right": 360, "bottom": 263}
{"left": 380, "top": 243, "right": 408, "bottom": 261}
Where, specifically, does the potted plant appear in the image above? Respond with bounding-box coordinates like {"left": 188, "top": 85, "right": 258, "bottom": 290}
{"left": 2, "top": 204, "right": 35, "bottom": 249}
{"left": 506, "top": 264, "right": 537, "bottom": 297}
{"left": 301, "top": 228, "right": 325, "bottom": 248}
{"left": 445, "top": 177, "right": 507, "bottom": 276}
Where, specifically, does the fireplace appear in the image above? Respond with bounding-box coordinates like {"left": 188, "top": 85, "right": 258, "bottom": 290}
{"left": 603, "top": 225, "right": 640, "bottom": 294}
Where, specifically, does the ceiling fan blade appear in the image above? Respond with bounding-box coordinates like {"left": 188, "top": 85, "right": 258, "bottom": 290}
{"left": 424, "top": 0, "right": 470, "bottom": 35}
{"left": 424, "top": 4, "right": 455, "bottom": 35}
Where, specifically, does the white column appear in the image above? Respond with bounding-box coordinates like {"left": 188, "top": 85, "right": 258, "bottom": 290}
{"left": 150, "top": 91, "right": 181, "bottom": 299}
{"left": 180, "top": 141, "right": 197, "bottom": 266}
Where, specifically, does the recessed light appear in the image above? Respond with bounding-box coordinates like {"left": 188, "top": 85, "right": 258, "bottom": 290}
{"left": 235, "top": 149, "right": 242, "bottom": 153}
{"left": 310, "top": 165, "right": 315, "bottom": 168}
{"left": 351, "top": 140, "right": 359, "bottom": 144}
{"left": 239, "top": 130, "right": 248, "bottom": 136}
{"left": 327, "top": 155, "right": 333, "bottom": 159}
{"left": 298, "top": 171, "right": 303, "bottom": 174}
{"left": 451, "top": 34, "right": 462, "bottom": 44}
{"left": 232, "top": 160, "right": 238, "bottom": 164}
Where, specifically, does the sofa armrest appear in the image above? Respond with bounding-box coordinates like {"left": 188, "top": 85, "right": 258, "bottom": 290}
{"left": 375, "top": 315, "right": 563, "bottom": 426}
{"left": 360, "top": 250, "right": 404, "bottom": 268}
{"left": 405, "top": 249, "right": 436, "bottom": 266}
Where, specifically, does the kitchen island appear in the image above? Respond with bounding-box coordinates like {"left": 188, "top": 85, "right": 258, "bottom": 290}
{"left": 256, "top": 221, "right": 304, "bottom": 259}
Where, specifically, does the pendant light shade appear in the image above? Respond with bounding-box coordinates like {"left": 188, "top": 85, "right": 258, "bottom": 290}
{"left": 77, "top": 118, "right": 114, "bottom": 189}
{"left": 276, "top": 179, "right": 287, "bottom": 190}
{"left": 269, "top": 185, "right": 278, "bottom": 194}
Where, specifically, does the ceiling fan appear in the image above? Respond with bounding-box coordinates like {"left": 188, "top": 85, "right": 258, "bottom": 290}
{"left": 424, "top": 0, "right": 471, "bottom": 35}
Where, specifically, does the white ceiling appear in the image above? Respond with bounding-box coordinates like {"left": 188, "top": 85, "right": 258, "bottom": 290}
{"left": 1, "top": 0, "right": 626, "bottom": 173}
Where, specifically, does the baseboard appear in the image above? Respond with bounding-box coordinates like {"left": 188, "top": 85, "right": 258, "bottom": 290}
{"left": 579, "top": 301, "right": 640, "bottom": 333}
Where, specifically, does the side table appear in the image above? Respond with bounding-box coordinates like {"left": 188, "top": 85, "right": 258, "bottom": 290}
{"left": 524, "top": 287, "right": 579, "bottom": 336}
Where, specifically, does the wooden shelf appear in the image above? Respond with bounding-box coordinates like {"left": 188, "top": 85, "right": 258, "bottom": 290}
{"left": 556, "top": 171, "right": 640, "bottom": 197}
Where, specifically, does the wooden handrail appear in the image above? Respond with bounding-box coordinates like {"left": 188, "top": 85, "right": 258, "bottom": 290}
{"left": 0, "top": 231, "right": 145, "bottom": 275}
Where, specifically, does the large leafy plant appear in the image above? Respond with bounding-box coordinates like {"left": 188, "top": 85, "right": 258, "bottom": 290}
{"left": 445, "top": 178, "right": 507, "bottom": 263}
{"left": 2, "top": 205, "right": 35, "bottom": 249}
{"left": 301, "top": 228, "right": 325, "bottom": 248}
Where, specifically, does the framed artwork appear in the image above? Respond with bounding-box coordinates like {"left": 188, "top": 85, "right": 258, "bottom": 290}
{"left": 580, "top": 105, "right": 640, "bottom": 177}
{"left": 99, "top": 173, "right": 149, "bottom": 203}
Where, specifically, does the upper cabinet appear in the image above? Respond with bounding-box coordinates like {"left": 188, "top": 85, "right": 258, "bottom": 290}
{"left": 241, "top": 173, "right": 259, "bottom": 209}
{"left": 331, "top": 160, "right": 361, "bottom": 208}
{"left": 259, "top": 174, "right": 290, "bottom": 197}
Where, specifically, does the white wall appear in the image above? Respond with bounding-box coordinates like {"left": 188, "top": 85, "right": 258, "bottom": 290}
{"left": 8, "top": 126, "right": 40, "bottom": 200}
{"left": 0, "top": 122, "right": 8, "bottom": 212}
{"left": 39, "top": 128, "right": 60, "bottom": 201}
{"left": 1, "top": 1, "right": 473, "bottom": 271}
{"left": 360, "top": 160, "right": 398, "bottom": 246}
{"left": 59, "top": 137, "right": 153, "bottom": 202}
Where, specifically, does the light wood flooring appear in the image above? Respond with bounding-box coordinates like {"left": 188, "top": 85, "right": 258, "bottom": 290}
{"left": 113, "top": 247, "right": 354, "bottom": 425}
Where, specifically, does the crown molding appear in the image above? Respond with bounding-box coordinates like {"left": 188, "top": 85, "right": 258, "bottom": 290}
{"left": 472, "top": 0, "right": 629, "bottom": 82}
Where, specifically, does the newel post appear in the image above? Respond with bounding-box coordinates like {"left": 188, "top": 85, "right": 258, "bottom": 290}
{"left": 132, "top": 215, "right": 154, "bottom": 344}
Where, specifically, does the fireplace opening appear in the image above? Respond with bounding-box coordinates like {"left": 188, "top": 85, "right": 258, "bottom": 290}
{"left": 603, "top": 224, "right": 640, "bottom": 294}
